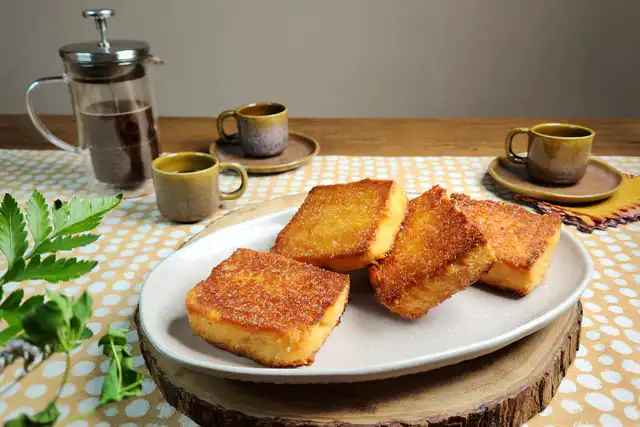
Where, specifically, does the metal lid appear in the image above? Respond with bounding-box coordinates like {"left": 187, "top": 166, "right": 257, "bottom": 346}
{"left": 59, "top": 40, "right": 150, "bottom": 64}
{"left": 59, "top": 9, "right": 150, "bottom": 64}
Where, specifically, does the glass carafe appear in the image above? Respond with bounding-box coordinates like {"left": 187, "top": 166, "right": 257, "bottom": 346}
{"left": 26, "top": 9, "right": 162, "bottom": 198}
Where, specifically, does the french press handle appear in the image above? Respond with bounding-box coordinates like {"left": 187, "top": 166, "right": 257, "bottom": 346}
{"left": 25, "top": 75, "right": 77, "bottom": 153}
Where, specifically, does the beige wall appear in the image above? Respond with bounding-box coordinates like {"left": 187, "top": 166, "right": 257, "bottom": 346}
{"left": 1, "top": 1, "right": 639, "bottom": 117}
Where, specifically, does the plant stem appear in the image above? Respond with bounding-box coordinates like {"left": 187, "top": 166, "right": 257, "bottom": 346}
{"left": 53, "top": 350, "right": 71, "bottom": 403}
{"left": 24, "top": 238, "right": 51, "bottom": 260}
{"left": 109, "top": 339, "right": 123, "bottom": 387}
{"left": 120, "top": 379, "right": 143, "bottom": 394}
{"left": 24, "top": 249, "right": 38, "bottom": 260}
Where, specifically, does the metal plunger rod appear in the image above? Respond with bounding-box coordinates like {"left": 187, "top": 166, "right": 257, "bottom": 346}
{"left": 82, "top": 9, "right": 114, "bottom": 48}
{"left": 95, "top": 18, "right": 109, "bottom": 48}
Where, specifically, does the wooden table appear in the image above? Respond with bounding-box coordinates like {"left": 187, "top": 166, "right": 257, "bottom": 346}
{"left": 1, "top": 116, "right": 638, "bottom": 426}
{"left": 1, "top": 115, "right": 638, "bottom": 155}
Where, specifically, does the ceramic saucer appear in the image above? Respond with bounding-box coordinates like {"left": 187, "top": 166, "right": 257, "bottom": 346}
{"left": 210, "top": 132, "right": 319, "bottom": 175}
{"left": 488, "top": 157, "right": 623, "bottom": 204}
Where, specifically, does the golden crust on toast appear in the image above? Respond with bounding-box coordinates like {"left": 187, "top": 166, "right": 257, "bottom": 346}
{"left": 451, "top": 193, "right": 562, "bottom": 295}
{"left": 370, "top": 186, "right": 496, "bottom": 319}
{"left": 185, "top": 249, "right": 350, "bottom": 367}
{"left": 271, "top": 179, "right": 408, "bottom": 272}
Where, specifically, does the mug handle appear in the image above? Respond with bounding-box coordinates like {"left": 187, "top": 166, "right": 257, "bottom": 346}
{"left": 26, "top": 76, "right": 78, "bottom": 153}
{"left": 219, "top": 162, "right": 248, "bottom": 200}
{"left": 216, "top": 110, "right": 238, "bottom": 142}
{"left": 504, "top": 127, "right": 529, "bottom": 165}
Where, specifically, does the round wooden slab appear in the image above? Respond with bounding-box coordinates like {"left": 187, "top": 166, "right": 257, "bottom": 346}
{"left": 210, "top": 132, "right": 320, "bottom": 174}
{"left": 136, "top": 195, "right": 583, "bottom": 427}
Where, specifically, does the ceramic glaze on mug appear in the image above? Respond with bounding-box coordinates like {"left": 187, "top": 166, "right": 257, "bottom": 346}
{"left": 152, "top": 152, "right": 248, "bottom": 223}
{"left": 505, "top": 123, "right": 594, "bottom": 185}
{"left": 216, "top": 102, "right": 288, "bottom": 157}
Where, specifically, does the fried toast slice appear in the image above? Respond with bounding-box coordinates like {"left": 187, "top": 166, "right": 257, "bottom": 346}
{"left": 451, "top": 193, "right": 562, "bottom": 295}
{"left": 370, "top": 186, "right": 496, "bottom": 319}
{"left": 272, "top": 179, "right": 408, "bottom": 272}
{"left": 185, "top": 249, "right": 350, "bottom": 367}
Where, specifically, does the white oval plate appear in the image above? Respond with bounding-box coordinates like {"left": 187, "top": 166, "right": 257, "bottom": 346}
{"left": 139, "top": 205, "right": 593, "bottom": 384}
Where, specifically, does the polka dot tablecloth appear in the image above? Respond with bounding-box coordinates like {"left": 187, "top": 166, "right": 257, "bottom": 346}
{"left": 0, "top": 150, "right": 638, "bottom": 427}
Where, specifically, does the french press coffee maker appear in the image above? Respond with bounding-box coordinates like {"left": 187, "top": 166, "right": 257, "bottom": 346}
{"left": 26, "top": 9, "right": 161, "bottom": 198}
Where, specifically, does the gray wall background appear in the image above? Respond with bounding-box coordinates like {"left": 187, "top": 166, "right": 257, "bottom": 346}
{"left": 1, "top": 1, "right": 639, "bottom": 117}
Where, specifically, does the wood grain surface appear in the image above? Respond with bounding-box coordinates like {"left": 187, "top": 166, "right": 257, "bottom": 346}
{"left": 1, "top": 115, "right": 638, "bottom": 156}
{"left": 135, "top": 194, "right": 583, "bottom": 427}
{"left": 137, "top": 305, "right": 580, "bottom": 427}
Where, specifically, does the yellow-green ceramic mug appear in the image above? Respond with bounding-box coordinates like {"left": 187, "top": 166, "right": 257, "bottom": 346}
{"left": 216, "top": 102, "right": 288, "bottom": 157}
{"left": 505, "top": 123, "right": 595, "bottom": 185}
{"left": 152, "top": 152, "right": 247, "bottom": 223}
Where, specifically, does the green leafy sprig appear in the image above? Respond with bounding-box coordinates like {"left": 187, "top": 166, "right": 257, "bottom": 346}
{"left": 99, "top": 327, "right": 144, "bottom": 404}
{"left": 0, "top": 191, "right": 121, "bottom": 288}
{"left": 0, "top": 190, "right": 121, "bottom": 344}
{"left": 0, "top": 190, "right": 145, "bottom": 426}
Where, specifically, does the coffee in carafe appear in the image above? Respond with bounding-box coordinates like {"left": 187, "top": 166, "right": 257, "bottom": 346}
{"left": 80, "top": 100, "right": 159, "bottom": 188}
{"left": 25, "top": 9, "right": 162, "bottom": 198}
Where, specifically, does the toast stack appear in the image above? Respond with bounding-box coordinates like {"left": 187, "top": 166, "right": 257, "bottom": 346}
{"left": 185, "top": 179, "right": 563, "bottom": 368}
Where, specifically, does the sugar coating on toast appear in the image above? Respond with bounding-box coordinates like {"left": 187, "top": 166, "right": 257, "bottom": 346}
{"left": 272, "top": 179, "right": 408, "bottom": 272}
{"left": 185, "top": 249, "right": 350, "bottom": 367}
{"left": 370, "top": 186, "right": 495, "bottom": 319}
{"left": 452, "top": 193, "right": 562, "bottom": 294}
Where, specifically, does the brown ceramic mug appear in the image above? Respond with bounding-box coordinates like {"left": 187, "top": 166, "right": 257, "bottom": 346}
{"left": 152, "top": 152, "right": 248, "bottom": 223}
{"left": 216, "top": 102, "right": 288, "bottom": 157}
{"left": 505, "top": 123, "right": 595, "bottom": 185}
